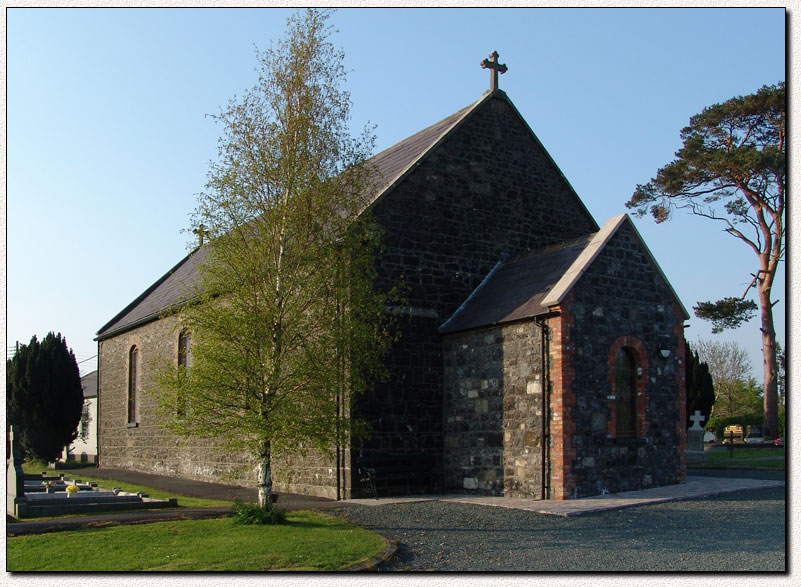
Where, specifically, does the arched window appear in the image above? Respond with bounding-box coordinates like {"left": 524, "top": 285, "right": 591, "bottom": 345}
{"left": 614, "top": 347, "right": 637, "bottom": 437}
{"left": 177, "top": 331, "right": 191, "bottom": 417}
{"left": 127, "top": 346, "right": 139, "bottom": 425}
{"left": 178, "top": 330, "right": 192, "bottom": 369}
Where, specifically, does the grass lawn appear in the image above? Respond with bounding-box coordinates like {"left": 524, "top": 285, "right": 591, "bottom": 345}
{"left": 7, "top": 512, "right": 387, "bottom": 571}
{"left": 691, "top": 446, "right": 785, "bottom": 470}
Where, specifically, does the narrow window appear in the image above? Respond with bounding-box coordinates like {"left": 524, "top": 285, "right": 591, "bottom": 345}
{"left": 178, "top": 331, "right": 192, "bottom": 368}
{"left": 127, "top": 346, "right": 139, "bottom": 425}
{"left": 177, "top": 331, "right": 191, "bottom": 417}
{"left": 614, "top": 347, "right": 637, "bottom": 436}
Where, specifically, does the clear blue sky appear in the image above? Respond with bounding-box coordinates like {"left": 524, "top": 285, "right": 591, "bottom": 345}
{"left": 6, "top": 7, "right": 787, "bottom": 379}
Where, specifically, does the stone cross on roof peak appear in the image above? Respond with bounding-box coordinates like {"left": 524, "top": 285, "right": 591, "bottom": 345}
{"left": 193, "top": 224, "right": 210, "bottom": 247}
{"left": 480, "top": 51, "right": 508, "bottom": 91}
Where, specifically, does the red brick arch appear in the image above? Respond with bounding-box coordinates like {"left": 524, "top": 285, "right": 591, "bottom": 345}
{"left": 606, "top": 336, "right": 649, "bottom": 438}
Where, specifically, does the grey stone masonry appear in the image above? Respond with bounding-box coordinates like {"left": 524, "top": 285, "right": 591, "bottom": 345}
{"left": 358, "top": 93, "right": 597, "bottom": 493}
{"left": 443, "top": 322, "right": 544, "bottom": 498}
{"left": 565, "top": 222, "right": 685, "bottom": 496}
{"left": 98, "top": 314, "right": 351, "bottom": 499}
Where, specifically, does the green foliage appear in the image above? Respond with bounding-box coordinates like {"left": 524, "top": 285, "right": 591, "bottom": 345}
{"left": 695, "top": 339, "right": 756, "bottom": 421}
{"left": 6, "top": 333, "right": 84, "bottom": 462}
{"left": 152, "top": 9, "right": 395, "bottom": 507}
{"left": 685, "top": 341, "right": 715, "bottom": 427}
{"left": 232, "top": 500, "right": 287, "bottom": 525}
{"left": 693, "top": 298, "right": 758, "bottom": 333}
{"left": 626, "top": 82, "right": 785, "bottom": 228}
{"left": 707, "top": 376, "right": 763, "bottom": 424}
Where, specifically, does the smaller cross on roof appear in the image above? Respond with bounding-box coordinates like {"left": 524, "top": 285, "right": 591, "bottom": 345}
{"left": 480, "top": 51, "right": 508, "bottom": 91}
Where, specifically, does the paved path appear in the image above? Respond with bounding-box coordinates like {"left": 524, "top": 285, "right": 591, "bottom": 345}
{"left": 69, "top": 467, "right": 344, "bottom": 510}
{"left": 341, "top": 474, "right": 784, "bottom": 516}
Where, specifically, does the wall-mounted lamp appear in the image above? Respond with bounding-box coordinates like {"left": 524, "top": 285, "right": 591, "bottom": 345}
{"left": 657, "top": 345, "right": 671, "bottom": 359}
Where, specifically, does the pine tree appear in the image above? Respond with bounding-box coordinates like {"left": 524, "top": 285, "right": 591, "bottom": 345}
{"left": 7, "top": 333, "right": 84, "bottom": 461}
{"left": 627, "top": 82, "right": 785, "bottom": 438}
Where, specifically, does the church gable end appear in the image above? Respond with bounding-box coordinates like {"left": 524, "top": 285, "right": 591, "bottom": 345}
{"left": 354, "top": 92, "right": 600, "bottom": 484}
{"left": 370, "top": 91, "right": 598, "bottom": 316}
{"left": 553, "top": 220, "right": 687, "bottom": 498}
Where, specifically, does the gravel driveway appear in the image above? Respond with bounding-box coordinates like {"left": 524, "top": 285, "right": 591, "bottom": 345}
{"left": 330, "top": 470, "right": 785, "bottom": 572}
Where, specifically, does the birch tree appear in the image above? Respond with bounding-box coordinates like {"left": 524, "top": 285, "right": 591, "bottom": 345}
{"left": 694, "top": 339, "right": 754, "bottom": 420}
{"left": 154, "top": 9, "right": 390, "bottom": 508}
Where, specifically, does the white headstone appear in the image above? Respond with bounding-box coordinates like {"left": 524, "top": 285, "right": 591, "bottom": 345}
{"left": 689, "top": 410, "right": 705, "bottom": 431}
{"left": 686, "top": 410, "right": 706, "bottom": 460}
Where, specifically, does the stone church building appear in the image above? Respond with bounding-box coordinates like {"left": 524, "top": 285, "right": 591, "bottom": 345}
{"left": 96, "top": 61, "right": 688, "bottom": 501}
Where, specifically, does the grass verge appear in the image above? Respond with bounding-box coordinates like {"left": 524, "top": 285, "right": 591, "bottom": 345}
{"left": 691, "top": 447, "right": 785, "bottom": 470}
{"left": 7, "top": 511, "right": 387, "bottom": 571}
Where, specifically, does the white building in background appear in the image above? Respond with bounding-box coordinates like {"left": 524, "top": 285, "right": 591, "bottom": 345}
{"left": 63, "top": 370, "right": 98, "bottom": 463}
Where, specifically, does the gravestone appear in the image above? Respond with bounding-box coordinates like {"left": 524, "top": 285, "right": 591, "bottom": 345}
{"left": 7, "top": 426, "right": 29, "bottom": 517}
{"left": 686, "top": 410, "right": 706, "bottom": 461}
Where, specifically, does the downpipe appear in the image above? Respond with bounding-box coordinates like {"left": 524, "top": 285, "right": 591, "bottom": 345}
{"left": 535, "top": 317, "right": 551, "bottom": 500}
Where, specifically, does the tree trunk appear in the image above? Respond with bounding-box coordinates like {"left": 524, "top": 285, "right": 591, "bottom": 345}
{"left": 758, "top": 284, "right": 779, "bottom": 439}
{"left": 258, "top": 440, "right": 273, "bottom": 508}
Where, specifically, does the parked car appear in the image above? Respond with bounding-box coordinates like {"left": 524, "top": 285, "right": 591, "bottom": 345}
{"left": 745, "top": 425, "right": 764, "bottom": 444}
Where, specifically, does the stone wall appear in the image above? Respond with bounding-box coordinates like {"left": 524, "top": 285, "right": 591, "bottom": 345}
{"left": 98, "top": 315, "right": 353, "bottom": 499}
{"left": 362, "top": 93, "right": 598, "bottom": 493}
{"left": 562, "top": 222, "right": 686, "bottom": 497}
{"left": 371, "top": 94, "right": 598, "bottom": 315}
{"left": 442, "top": 321, "right": 544, "bottom": 498}
{"left": 98, "top": 92, "right": 604, "bottom": 498}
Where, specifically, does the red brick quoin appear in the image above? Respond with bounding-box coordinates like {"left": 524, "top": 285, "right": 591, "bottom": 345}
{"left": 547, "top": 299, "right": 577, "bottom": 500}
{"left": 606, "top": 336, "right": 649, "bottom": 439}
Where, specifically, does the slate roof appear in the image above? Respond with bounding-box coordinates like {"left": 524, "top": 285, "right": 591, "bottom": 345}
{"left": 96, "top": 95, "right": 488, "bottom": 341}
{"left": 438, "top": 235, "right": 594, "bottom": 335}
{"left": 362, "top": 98, "right": 479, "bottom": 208}
{"left": 81, "top": 370, "right": 98, "bottom": 399}
{"left": 541, "top": 214, "right": 689, "bottom": 320}
{"left": 438, "top": 214, "right": 690, "bottom": 335}
{"left": 96, "top": 246, "right": 209, "bottom": 340}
